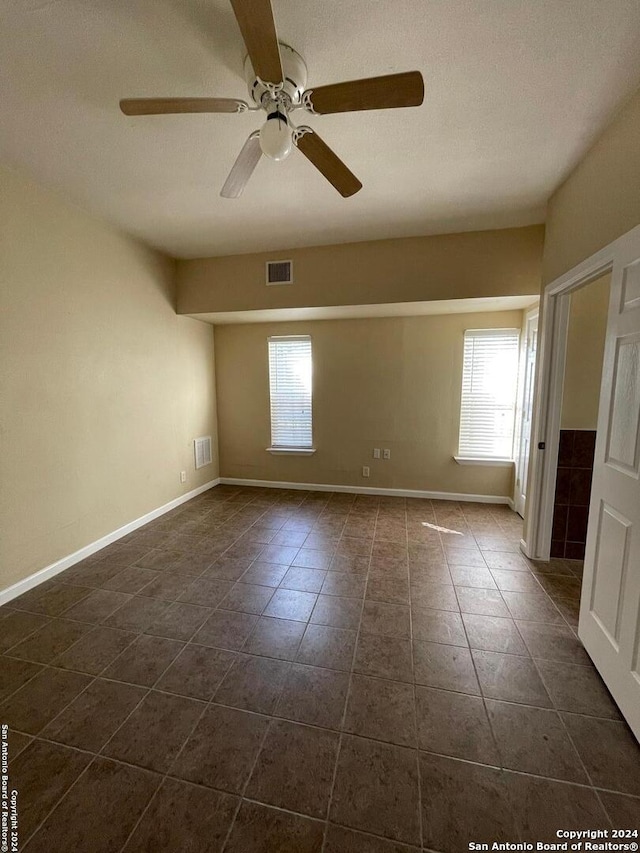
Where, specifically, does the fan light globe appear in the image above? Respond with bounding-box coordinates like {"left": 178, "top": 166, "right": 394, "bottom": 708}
{"left": 259, "top": 111, "right": 292, "bottom": 161}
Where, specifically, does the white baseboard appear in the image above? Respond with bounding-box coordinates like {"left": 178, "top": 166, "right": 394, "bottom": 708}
{"left": 2, "top": 473, "right": 512, "bottom": 607}
{"left": 507, "top": 497, "right": 516, "bottom": 511}
{"left": 219, "top": 477, "right": 512, "bottom": 505}
{"left": 0, "top": 478, "right": 220, "bottom": 607}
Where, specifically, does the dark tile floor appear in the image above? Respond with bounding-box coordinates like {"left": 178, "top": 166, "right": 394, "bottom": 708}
{"left": 2, "top": 486, "right": 639, "bottom": 852}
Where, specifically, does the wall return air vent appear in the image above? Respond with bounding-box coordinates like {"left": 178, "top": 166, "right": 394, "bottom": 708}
{"left": 266, "top": 260, "right": 293, "bottom": 285}
{"left": 194, "top": 436, "right": 212, "bottom": 469}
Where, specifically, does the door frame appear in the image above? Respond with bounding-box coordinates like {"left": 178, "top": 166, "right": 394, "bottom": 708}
{"left": 522, "top": 226, "right": 640, "bottom": 560}
{"left": 513, "top": 305, "right": 539, "bottom": 517}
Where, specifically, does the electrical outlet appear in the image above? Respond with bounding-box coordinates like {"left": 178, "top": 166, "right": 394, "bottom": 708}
{"left": 180, "top": 471, "right": 187, "bottom": 483}
{"left": 383, "top": 449, "right": 391, "bottom": 460}
{"left": 373, "top": 448, "right": 381, "bottom": 459}
{"left": 362, "top": 466, "right": 370, "bottom": 478}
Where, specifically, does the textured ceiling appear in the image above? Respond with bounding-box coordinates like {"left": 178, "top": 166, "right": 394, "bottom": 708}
{"left": 2, "top": 0, "right": 640, "bottom": 258}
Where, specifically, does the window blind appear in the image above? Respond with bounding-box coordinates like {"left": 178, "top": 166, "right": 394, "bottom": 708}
{"left": 459, "top": 328, "right": 520, "bottom": 459}
{"left": 268, "top": 336, "right": 313, "bottom": 448}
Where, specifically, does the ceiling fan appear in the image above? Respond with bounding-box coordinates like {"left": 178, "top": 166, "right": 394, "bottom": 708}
{"left": 119, "top": 0, "right": 424, "bottom": 198}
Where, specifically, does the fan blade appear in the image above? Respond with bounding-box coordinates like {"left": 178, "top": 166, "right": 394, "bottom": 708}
{"left": 303, "top": 71, "right": 424, "bottom": 115}
{"left": 221, "top": 131, "right": 262, "bottom": 198}
{"left": 229, "top": 0, "right": 283, "bottom": 84}
{"left": 120, "top": 98, "right": 248, "bottom": 116}
{"left": 295, "top": 128, "right": 362, "bottom": 198}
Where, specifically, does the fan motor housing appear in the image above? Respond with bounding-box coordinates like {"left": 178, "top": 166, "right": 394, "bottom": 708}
{"left": 244, "top": 43, "right": 308, "bottom": 109}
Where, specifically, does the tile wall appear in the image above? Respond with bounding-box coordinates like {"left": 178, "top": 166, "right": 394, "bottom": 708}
{"left": 551, "top": 430, "right": 597, "bottom": 559}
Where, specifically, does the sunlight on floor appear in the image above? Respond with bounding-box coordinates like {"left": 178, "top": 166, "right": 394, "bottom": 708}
{"left": 421, "top": 522, "right": 464, "bottom": 535}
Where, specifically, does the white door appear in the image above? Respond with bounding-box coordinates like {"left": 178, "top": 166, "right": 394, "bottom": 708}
{"left": 579, "top": 227, "right": 640, "bottom": 741}
{"left": 514, "top": 312, "right": 539, "bottom": 517}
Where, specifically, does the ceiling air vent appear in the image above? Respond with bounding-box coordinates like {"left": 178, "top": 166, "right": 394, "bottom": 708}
{"left": 266, "top": 260, "right": 293, "bottom": 285}
{"left": 194, "top": 436, "right": 212, "bottom": 469}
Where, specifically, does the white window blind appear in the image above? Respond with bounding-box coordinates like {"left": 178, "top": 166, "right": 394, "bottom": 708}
{"left": 459, "top": 328, "right": 520, "bottom": 459}
{"left": 268, "top": 336, "right": 313, "bottom": 448}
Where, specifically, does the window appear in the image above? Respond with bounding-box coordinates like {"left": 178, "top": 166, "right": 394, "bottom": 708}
{"left": 268, "top": 335, "right": 313, "bottom": 450}
{"left": 458, "top": 328, "right": 520, "bottom": 461}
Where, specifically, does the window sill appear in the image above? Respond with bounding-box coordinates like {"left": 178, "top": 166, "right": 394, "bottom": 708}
{"left": 266, "top": 447, "right": 316, "bottom": 456}
{"left": 454, "top": 456, "right": 514, "bottom": 467}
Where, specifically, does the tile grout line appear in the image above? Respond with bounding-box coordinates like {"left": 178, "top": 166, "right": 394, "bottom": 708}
{"left": 2, "top": 606, "right": 93, "bottom": 659}
{"left": 223, "top": 489, "right": 348, "bottom": 852}
{"left": 460, "top": 505, "right": 603, "bottom": 824}
{"left": 18, "top": 608, "right": 214, "bottom": 849}
{"left": 453, "top": 504, "right": 522, "bottom": 841}
{"left": 319, "top": 497, "right": 377, "bottom": 853}
{"left": 4, "top": 488, "right": 627, "bottom": 849}
{"left": 527, "top": 648, "right": 615, "bottom": 829}
{"left": 218, "top": 671, "right": 302, "bottom": 851}
{"left": 14, "top": 623, "right": 186, "bottom": 850}
{"left": 6, "top": 641, "right": 624, "bottom": 735}
{"left": 406, "top": 501, "right": 427, "bottom": 852}
{"left": 115, "top": 488, "right": 310, "bottom": 853}
{"left": 12, "top": 489, "right": 259, "bottom": 850}
{"left": 0, "top": 536, "right": 600, "bottom": 716}
{"left": 21, "top": 727, "right": 640, "bottom": 808}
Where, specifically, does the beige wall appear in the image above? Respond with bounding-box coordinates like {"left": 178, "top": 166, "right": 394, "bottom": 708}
{"left": 215, "top": 311, "right": 524, "bottom": 497}
{"left": 177, "top": 225, "right": 544, "bottom": 315}
{"left": 543, "top": 87, "right": 640, "bottom": 284}
{"left": 0, "top": 165, "right": 218, "bottom": 591}
{"left": 561, "top": 273, "right": 611, "bottom": 430}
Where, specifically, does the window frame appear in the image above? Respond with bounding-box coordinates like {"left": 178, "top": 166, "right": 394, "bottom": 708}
{"left": 455, "top": 327, "right": 521, "bottom": 466}
{"left": 266, "top": 334, "right": 315, "bottom": 455}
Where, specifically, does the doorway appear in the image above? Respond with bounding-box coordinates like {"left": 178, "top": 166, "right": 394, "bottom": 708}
{"left": 549, "top": 274, "right": 610, "bottom": 559}
{"left": 524, "top": 223, "right": 640, "bottom": 740}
